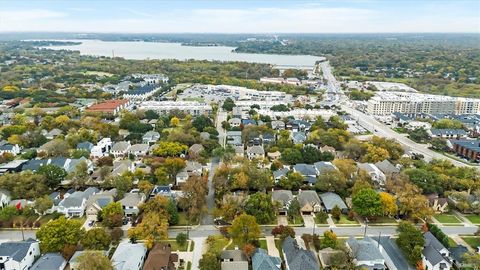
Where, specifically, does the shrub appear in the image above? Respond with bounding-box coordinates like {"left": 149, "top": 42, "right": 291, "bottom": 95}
{"left": 176, "top": 233, "right": 188, "bottom": 246}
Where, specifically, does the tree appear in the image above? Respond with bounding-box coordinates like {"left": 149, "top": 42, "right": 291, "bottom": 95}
{"left": 331, "top": 205, "right": 342, "bottom": 221}
{"left": 430, "top": 138, "right": 448, "bottom": 151}
{"left": 222, "top": 97, "right": 235, "bottom": 111}
{"left": 102, "top": 202, "right": 124, "bottom": 228}
{"left": 34, "top": 196, "right": 53, "bottom": 215}
{"left": 153, "top": 141, "right": 188, "bottom": 157}
{"left": 315, "top": 211, "right": 329, "bottom": 224}
{"left": 128, "top": 212, "right": 168, "bottom": 248}
{"left": 321, "top": 230, "right": 338, "bottom": 249}
{"left": 328, "top": 251, "right": 356, "bottom": 270}
{"left": 163, "top": 157, "right": 186, "bottom": 181}
{"left": 397, "top": 221, "right": 425, "bottom": 265}
{"left": 271, "top": 225, "right": 295, "bottom": 240}
{"left": 287, "top": 198, "right": 301, "bottom": 223}
{"left": 315, "top": 170, "right": 347, "bottom": 194}
{"left": 281, "top": 148, "right": 303, "bottom": 164}
{"left": 333, "top": 158, "right": 357, "bottom": 179}
{"left": 0, "top": 171, "right": 49, "bottom": 199}
{"left": 37, "top": 164, "right": 67, "bottom": 189}
{"left": 192, "top": 115, "right": 214, "bottom": 132}
{"left": 36, "top": 217, "right": 84, "bottom": 253}
{"left": 138, "top": 180, "right": 154, "bottom": 196}
{"left": 432, "top": 119, "right": 463, "bottom": 129}
{"left": 404, "top": 168, "right": 443, "bottom": 194}
{"left": 176, "top": 232, "right": 188, "bottom": 246}
{"left": 463, "top": 252, "right": 480, "bottom": 270}
{"left": 228, "top": 214, "right": 261, "bottom": 247}
{"left": 408, "top": 128, "right": 430, "bottom": 143}
{"left": 107, "top": 174, "right": 133, "bottom": 198}
{"left": 68, "top": 161, "right": 89, "bottom": 189}
{"left": 379, "top": 192, "right": 397, "bottom": 216}
{"left": 352, "top": 188, "right": 383, "bottom": 217}
{"left": 0, "top": 206, "right": 18, "bottom": 221}
{"left": 76, "top": 251, "right": 113, "bottom": 270}
{"left": 81, "top": 228, "right": 112, "bottom": 250}
{"left": 179, "top": 176, "right": 208, "bottom": 223}
{"left": 362, "top": 144, "right": 390, "bottom": 163}
{"left": 301, "top": 145, "right": 322, "bottom": 164}
{"left": 244, "top": 193, "right": 276, "bottom": 224}
{"left": 199, "top": 252, "right": 220, "bottom": 270}
{"left": 278, "top": 171, "right": 304, "bottom": 190}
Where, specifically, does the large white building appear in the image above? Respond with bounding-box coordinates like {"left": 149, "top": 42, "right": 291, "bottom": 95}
{"left": 139, "top": 101, "right": 213, "bottom": 116}
{"left": 367, "top": 92, "right": 480, "bottom": 115}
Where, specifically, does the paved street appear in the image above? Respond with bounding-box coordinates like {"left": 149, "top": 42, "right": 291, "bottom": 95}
{"left": 201, "top": 158, "right": 219, "bottom": 225}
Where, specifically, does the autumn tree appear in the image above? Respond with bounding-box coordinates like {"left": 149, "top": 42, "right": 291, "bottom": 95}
{"left": 379, "top": 192, "right": 398, "bottom": 217}
{"left": 128, "top": 212, "right": 168, "bottom": 248}
{"left": 34, "top": 196, "right": 53, "bottom": 215}
{"left": 244, "top": 193, "right": 276, "bottom": 224}
{"left": 76, "top": 251, "right": 113, "bottom": 270}
{"left": 397, "top": 221, "right": 425, "bottom": 265}
{"left": 278, "top": 171, "right": 304, "bottom": 190}
{"left": 321, "top": 230, "right": 338, "bottom": 249}
{"left": 199, "top": 252, "right": 221, "bottom": 270}
{"left": 179, "top": 175, "right": 208, "bottom": 223}
{"left": 102, "top": 202, "right": 124, "bottom": 228}
{"left": 81, "top": 228, "right": 112, "bottom": 250}
{"left": 162, "top": 157, "right": 186, "bottom": 181}
{"left": 315, "top": 170, "right": 347, "bottom": 194}
{"left": 228, "top": 214, "right": 261, "bottom": 247}
{"left": 36, "top": 217, "right": 84, "bottom": 253}
{"left": 352, "top": 188, "right": 383, "bottom": 217}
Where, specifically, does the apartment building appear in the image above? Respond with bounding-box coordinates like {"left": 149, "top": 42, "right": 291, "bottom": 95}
{"left": 367, "top": 92, "right": 480, "bottom": 115}
{"left": 139, "top": 101, "right": 213, "bottom": 116}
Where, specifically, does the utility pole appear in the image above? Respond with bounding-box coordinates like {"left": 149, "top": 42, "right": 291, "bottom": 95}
{"left": 364, "top": 218, "right": 369, "bottom": 237}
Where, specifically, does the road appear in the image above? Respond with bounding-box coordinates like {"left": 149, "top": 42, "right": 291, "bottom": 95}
{"left": 342, "top": 105, "right": 475, "bottom": 168}
{"left": 201, "top": 158, "right": 219, "bottom": 225}
{"left": 216, "top": 109, "right": 227, "bottom": 147}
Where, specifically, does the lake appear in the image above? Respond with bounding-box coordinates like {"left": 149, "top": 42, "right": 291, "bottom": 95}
{"left": 45, "top": 39, "right": 323, "bottom": 69}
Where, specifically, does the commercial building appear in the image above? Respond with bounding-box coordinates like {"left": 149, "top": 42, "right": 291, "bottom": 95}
{"left": 123, "top": 84, "right": 161, "bottom": 100}
{"left": 367, "top": 92, "right": 480, "bottom": 116}
{"left": 86, "top": 99, "right": 130, "bottom": 115}
{"left": 139, "top": 101, "right": 212, "bottom": 116}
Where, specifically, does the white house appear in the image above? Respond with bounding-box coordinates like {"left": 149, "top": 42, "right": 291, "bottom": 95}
{"left": 57, "top": 187, "right": 98, "bottom": 217}
{"left": 120, "top": 192, "right": 146, "bottom": 217}
{"left": 111, "top": 141, "right": 131, "bottom": 157}
{"left": 0, "top": 141, "right": 21, "bottom": 156}
{"left": 246, "top": 146, "right": 265, "bottom": 160}
{"left": 357, "top": 163, "right": 387, "bottom": 187}
{"left": 0, "top": 189, "right": 11, "bottom": 207}
{"left": 0, "top": 240, "right": 40, "bottom": 270}
{"left": 91, "top": 138, "right": 112, "bottom": 158}
{"left": 422, "top": 232, "right": 452, "bottom": 270}
{"left": 128, "top": 144, "right": 149, "bottom": 157}
{"left": 142, "top": 131, "right": 160, "bottom": 145}
{"left": 111, "top": 242, "right": 147, "bottom": 270}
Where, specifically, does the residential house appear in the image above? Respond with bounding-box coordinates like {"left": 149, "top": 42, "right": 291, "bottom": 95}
{"left": 142, "top": 131, "right": 160, "bottom": 145}
{"left": 241, "top": 119, "right": 257, "bottom": 126}
{"left": 262, "top": 133, "right": 275, "bottom": 145}
{"left": 0, "top": 159, "right": 27, "bottom": 174}
{"left": 150, "top": 185, "right": 173, "bottom": 198}
{"left": 143, "top": 243, "right": 178, "bottom": 270}
{"left": 252, "top": 248, "right": 281, "bottom": 270}
{"left": 346, "top": 236, "right": 386, "bottom": 270}
{"left": 448, "top": 245, "right": 470, "bottom": 269}
{"left": 267, "top": 151, "right": 281, "bottom": 160}
{"left": 0, "top": 189, "right": 11, "bottom": 207}
{"left": 450, "top": 139, "right": 480, "bottom": 163}
{"left": 0, "top": 240, "right": 40, "bottom": 270}
{"left": 429, "top": 129, "right": 468, "bottom": 139}
{"left": 374, "top": 160, "right": 400, "bottom": 176}
{"left": 85, "top": 189, "right": 117, "bottom": 220}
{"left": 318, "top": 248, "right": 344, "bottom": 269}
{"left": 293, "top": 164, "right": 317, "bottom": 185}
{"left": 31, "top": 253, "right": 67, "bottom": 270}
{"left": 227, "top": 131, "right": 243, "bottom": 146}
{"left": 111, "top": 141, "right": 131, "bottom": 157}
{"left": 282, "top": 236, "right": 318, "bottom": 270}
{"left": 228, "top": 118, "right": 241, "bottom": 128}
{"left": 57, "top": 187, "right": 99, "bottom": 217}
{"left": 234, "top": 145, "right": 244, "bottom": 157}
{"left": 272, "top": 190, "right": 293, "bottom": 216}
{"left": 422, "top": 232, "right": 452, "bottom": 270}
{"left": 357, "top": 163, "right": 387, "bottom": 187}
{"left": 111, "top": 242, "right": 147, "bottom": 270}
{"left": 271, "top": 120, "right": 285, "bottom": 130}
{"left": 175, "top": 170, "right": 189, "bottom": 185}
{"left": 86, "top": 99, "right": 130, "bottom": 115}
{"left": 288, "top": 120, "right": 312, "bottom": 132}
{"left": 120, "top": 192, "right": 146, "bottom": 217}
{"left": 76, "top": 141, "right": 94, "bottom": 152}
{"left": 273, "top": 168, "right": 289, "bottom": 183}
{"left": 246, "top": 145, "right": 265, "bottom": 159}
{"left": 373, "top": 236, "right": 415, "bottom": 270}
{"left": 232, "top": 107, "right": 243, "bottom": 118}
{"left": 91, "top": 138, "right": 113, "bottom": 158}
{"left": 320, "top": 145, "right": 336, "bottom": 155}
{"left": 426, "top": 194, "right": 449, "bottom": 213}
{"left": 220, "top": 250, "right": 249, "bottom": 270}
{"left": 319, "top": 192, "right": 348, "bottom": 214}
{"left": 44, "top": 128, "right": 63, "bottom": 140}
{"left": 0, "top": 141, "right": 21, "bottom": 156}
{"left": 112, "top": 160, "right": 135, "bottom": 176}
{"left": 314, "top": 161, "right": 337, "bottom": 175}
{"left": 129, "top": 144, "right": 149, "bottom": 157}
{"left": 291, "top": 132, "right": 306, "bottom": 144}
{"left": 297, "top": 190, "right": 322, "bottom": 215}
{"left": 189, "top": 144, "right": 204, "bottom": 158}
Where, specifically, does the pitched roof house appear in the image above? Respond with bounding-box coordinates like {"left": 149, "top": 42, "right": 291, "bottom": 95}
{"left": 357, "top": 163, "right": 386, "bottom": 187}
{"left": 0, "top": 240, "right": 40, "bottom": 270}
{"left": 57, "top": 187, "right": 99, "bottom": 217}
{"left": 422, "top": 232, "right": 452, "bottom": 270}
{"left": 142, "top": 243, "right": 178, "bottom": 270}
{"left": 129, "top": 143, "right": 149, "bottom": 157}
{"left": 220, "top": 250, "right": 248, "bottom": 270}
{"left": 85, "top": 189, "right": 117, "bottom": 220}
{"left": 142, "top": 131, "right": 160, "bottom": 144}
{"left": 31, "top": 252, "right": 67, "bottom": 270}
{"left": 246, "top": 145, "right": 265, "bottom": 160}
{"left": 111, "top": 242, "right": 147, "bottom": 270}
{"left": 319, "top": 192, "right": 348, "bottom": 213}
{"left": 120, "top": 192, "right": 146, "bottom": 217}
{"left": 297, "top": 190, "right": 322, "bottom": 214}
{"left": 282, "top": 236, "right": 318, "bottom": 270}
{"left": 373, "top": 236, "right": 415, "bottom": 270}
{"left": 252, "top": 248, "right": 281, "bottom": 270}
{"left": 346, "top": 236, "right": 386, "bottom": 270}
{"left": 272, "top": 190, "right": 293, "bottom": 215}
{"left": 111, "top": 141, "right": 131, "bottom": 157}
{"left": 0, "top": 189, "right": 11, "bottom": 208}
{"left": 189, "top": 144, "right": 205, "bottom": 158}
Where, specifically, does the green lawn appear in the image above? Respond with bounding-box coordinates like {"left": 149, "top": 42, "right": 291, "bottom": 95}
{"left": 207, "top": 235, "right": 230, "bottom": 254}
{"left": 164, "top": 240, "right": 188, "bottom": 251}
{"left": 187, "top": 262, "right": 192, "bottom": 270}
{"left": 465, "top": 215, "right": 480, "bottom": 224}
{"left": 461, "top": 237, "right": 480, "bottom": 249}
{"left": 177, "top": 212, "right": 199, "bottom": 226}
{"left": 448, "top": 237, "right": 457, "bottom": 248}
{"left": 189, "top": 240, "right": 195, "bottom": 252}
{"left": 259, "top": 239, "right": 268, "bottom": 250}
{"left": 434, "top": 214, "right": 462, "bottom": 224}
{"left": 336, "top": 214, "right": 359, "bottom": 225}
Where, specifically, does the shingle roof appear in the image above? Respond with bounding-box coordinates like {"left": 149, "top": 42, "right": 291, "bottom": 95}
{"left": 282, "top": 236, "right": 318, "bottom": 270}
{"left": 319, "top": 192, "right": 348, "bottom": 211}
{"left": 347, "top": 236, "right": 384, "bottom": 263}
{"left": 293, "top": 164, "right": 317, "bottom": 176}
{"left": 220, "top": 250, "right": 247, "bottom": 261}
{"left": 252, "top": 248, "right": 281, "bottom": 270}
{"left": 376, "top": 236, "right": 414, "bottom": 270}
{"left": 272, "top": 190, "right": 293, "bottom": 206}
{"left": 111, "top": 242, "right": 147, "bottom": 270}
{"left": 430, "top": 129, "right": 467, "bottom": 136}
{"left": 374, "top": 160, "right": 400, "bottom": 174}
{"left": 297, "top": 191, "right": 321, "bottom": 207}
{"left": 0, "top": 240, "right": 37, "bottom": 262}
{"left": 111, "top": 141, "right": 131, "bottom": 152}
{"left": 31, "top": 253, "right": 66, "bottom": 270}
{"left": 314, "top": 161, "right": 337, "bottom": 174}
{"left": 422, "top": 245, "right": 445, "bottom": 266}
{"left": 273, "top": 168, "right": 289, "bottom": 179}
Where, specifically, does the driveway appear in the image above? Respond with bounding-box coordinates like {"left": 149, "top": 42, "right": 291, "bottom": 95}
{"left": 191, "top": 237, "right": 206, "bottom": 270}
{"left": 82, "top": 216, "right": 95, "bottom": 231}
{"left": 277, "top": 216, "right": 288, "bottom": 226}
{"left": 265, "top": 236, "right": 280, "bottom": 258}
{"left": 302, "top": 215, "right": 315, "bottom": 228}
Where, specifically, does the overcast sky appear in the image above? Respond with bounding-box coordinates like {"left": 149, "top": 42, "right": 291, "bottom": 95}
{"left": 0, "top": 0, "right": 479, "bottom": 33}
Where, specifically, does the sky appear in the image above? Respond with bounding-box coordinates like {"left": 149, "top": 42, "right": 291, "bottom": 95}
{"left": 0, "top": 0, "right": 479, "bottom": 33}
